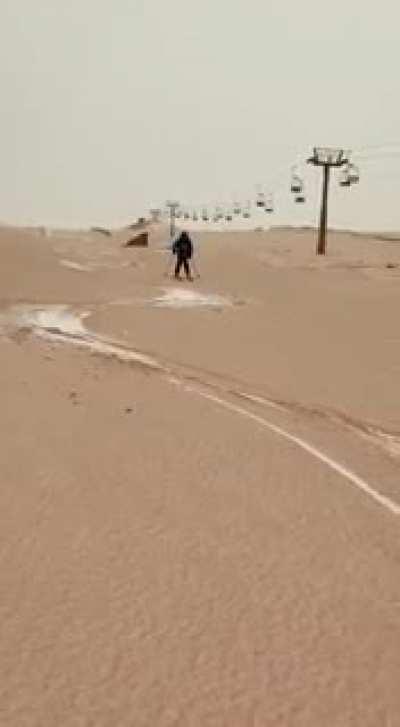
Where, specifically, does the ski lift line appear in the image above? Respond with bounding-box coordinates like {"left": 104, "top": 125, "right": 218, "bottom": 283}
{"left": 168, "top": 156, "right": 330, "bottom": 222}
{"left": 181, "top": 157, "right": 309, "bottom": 217}
{"left": 161, "top": 143, "right": 390, "bottom": 214}
{"left": 353, "top": 140, "right": 400, "bottom": 155}
{"left": 253, "top": 155, "right": 308, "bottom": 197}
{"left": 177, "top": 176, "right": 306, "bottom": 219}
{"left": 267, "top": 160, "right": 304, "bottom": 190}
{"left": 351, "top": 146, "right": 400, "bottom": 163}
{"left": 353, "top": 148, "right": 400, "bottom": 158}
{"left": 353, "top": 151, "right": 400, "bottom": 164}
{"left": 187, "top": 183, "right": 295, "bottom": 220}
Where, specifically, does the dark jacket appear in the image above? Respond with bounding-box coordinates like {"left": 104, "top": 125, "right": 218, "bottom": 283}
{"left": 172, "top": 232, "right": 193, "bottom": 259}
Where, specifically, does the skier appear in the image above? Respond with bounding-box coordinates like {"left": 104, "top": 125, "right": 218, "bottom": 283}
{"left": 172, "top": 230, "right": 194, "bottom": 281}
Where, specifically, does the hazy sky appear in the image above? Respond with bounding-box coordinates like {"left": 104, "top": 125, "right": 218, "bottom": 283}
{"left": 1, "top": 0, "right": 400, "bottom": 229}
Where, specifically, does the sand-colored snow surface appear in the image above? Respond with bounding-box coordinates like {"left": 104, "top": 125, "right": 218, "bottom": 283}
{"left": 1, "top": 223, "right": 400, "bottom": 725}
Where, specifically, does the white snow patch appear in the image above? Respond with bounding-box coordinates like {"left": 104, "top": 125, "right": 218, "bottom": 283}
{"left": 0, "top": 305, "right": 161, "bottom": 370}
{"left": 60, "top": 259, "right": 92, "bottom": 272}
{"left": 151, "top": 288, "right": 232, "bottom": 309}
{"left": 17, "top": 305, "right": 88, "bottom": 336}
{"left": 0, "top": 305, "right": 87, "bottom": 336}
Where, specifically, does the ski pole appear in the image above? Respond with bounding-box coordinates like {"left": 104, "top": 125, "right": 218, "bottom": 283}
{"left": 191, "top": 258, "right": 200, "bottom": 278}
{"left": 163, "top": 253, "right": 175, "bottom": 278}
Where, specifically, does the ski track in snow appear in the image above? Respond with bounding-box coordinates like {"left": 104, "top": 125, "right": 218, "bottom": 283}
{"left": 1, "top": 303, "right": 399, "bottom": 518}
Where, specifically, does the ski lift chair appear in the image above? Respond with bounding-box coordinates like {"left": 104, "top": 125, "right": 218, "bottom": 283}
{"left": 348, "top": 164, "right": 360, "bottom": 184}
{"left": 265, "top": 195, "right": 274, "bottom": 213}
{"left": 339, "top": 166, "right": 352, "bottom": 187}
{"left": 256, "top": 193, "right": 266, "bottom": 208}
{"left": 243, "top": 201, "right": 251, "bottom": 218}
{"left": 291, "top": 165, "right": 304, "bottom": 194}
{"left": 291, "top": 177, "right": 303, "bottom": 194}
